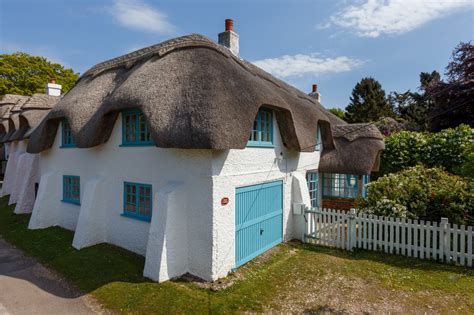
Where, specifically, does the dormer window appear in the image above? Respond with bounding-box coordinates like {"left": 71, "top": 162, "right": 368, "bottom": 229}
{"left": 61, "top": 119, "right": 76, "bottom": 148}
{"left": 247, "top": 108, "right": 274, "bottom": 147}
{"left": 121, "top": 109, "right": 153, "bottom": 146}
{"left": 315, "top": 125, "right": 322, "bottom": 151}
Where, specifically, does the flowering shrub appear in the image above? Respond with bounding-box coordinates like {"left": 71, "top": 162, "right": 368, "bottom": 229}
{"left": 358, "top": 165, "right": 474, "bottom": 225}
{"left": 361, "top": 198, "right": 412, "bottom": 219}
{"left": 379, "top": 124, "right": 473, "bottom": 177}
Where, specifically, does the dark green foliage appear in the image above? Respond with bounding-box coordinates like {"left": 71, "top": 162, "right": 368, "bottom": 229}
{"left": 427, "top": 42, "right": 474, "bottom": 131}
{"left": 328, "top": 108, "right": 346, "bottom": 120}
{"left": 359, "top": 165, "right": 474, "bottom": 225}
{"left": 0, "top": 52, "right": 79, "bottom": 96}
{"left": 388, "top": 71, "right": 440, "bottom": 131}
{"left": 345, "top": 77, "right": 395, "bottom": 123}
{"left": 379, "top": 124, "right": 473, "bottom": 177}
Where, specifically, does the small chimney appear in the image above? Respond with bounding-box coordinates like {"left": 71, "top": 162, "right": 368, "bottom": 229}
{"left": 308, "top": 84, "right": 321, "bottom": 102}
{"left": 218, "top": 19, "right": 239, "bottom": 56}
{"left": 45, "top": 79, "right": 62, "bottom": 96}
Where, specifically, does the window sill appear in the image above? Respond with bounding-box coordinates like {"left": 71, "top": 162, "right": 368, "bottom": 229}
{"left": 121, "top": 212, "right": 151, "bottom": 222}
{"left": 61, "top": 199, "right": 81, "bottom": 205}
{"left": 322, "top": 196, "right": 357, "bottom": 200}
{"left": 119, "top": 143, "right": 155, "bottom": 147}
{"left": 246, "top": 142, "right": 275, "bottom": 148}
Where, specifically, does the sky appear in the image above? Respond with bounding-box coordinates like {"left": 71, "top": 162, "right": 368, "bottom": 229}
{"left": 1, "top": 0, "right": 473, "bottom": 109}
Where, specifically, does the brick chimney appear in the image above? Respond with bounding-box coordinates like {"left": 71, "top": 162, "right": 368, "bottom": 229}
{"left": 218, "top": 19, "right": 239, "bottom": 56}
{"left": 308, "top": 84, "right": 321, "bottom": 102}
{"left": 45, "top": 79, "right": 62, "bottom": 96}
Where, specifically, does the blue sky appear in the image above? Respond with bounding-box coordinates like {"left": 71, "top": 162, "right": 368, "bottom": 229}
{"left": 1, "top": 0, "right": 473, "bottom": 108}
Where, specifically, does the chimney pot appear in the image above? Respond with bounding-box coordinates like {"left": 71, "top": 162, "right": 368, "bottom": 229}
{"left": 218, "top": 19, "right": 239, "bottom": 56}
{"left": 45, "top": 81, "right": 62, "bottom": 96}
{"left": 225, "top": 19, "right": 234, "bottom": 31}
{"left": 308, "top": 84, "right": 321, "bottom": 102}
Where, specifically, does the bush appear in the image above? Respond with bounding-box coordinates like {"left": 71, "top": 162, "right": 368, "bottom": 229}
{"left": 358, "top": 165, "right": 474, "bottom": 225}
{"left": 379, "top": 124, "right": 473, "bottom": 177}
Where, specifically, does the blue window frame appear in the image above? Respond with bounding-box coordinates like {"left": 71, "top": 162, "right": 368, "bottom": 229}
{"left": 362, "top": 175, "right": 370, "bottom": 198}
{"left": 61, "top": 119, "right": 76, "bottom": 148}
{"left": 315, "top": 125, "right": 322, "bottom": 151}
{"left": 247, "top": 108, "right": 274, "bottom": 147}
{"left": 121, "top": 109, "right": 153, "bottom": 146}
{"left": 322, "top": 173, "right": 359, "bottom": 199}
{"left": 306, "top": 172, "right": 319, "bottom": 208}
{"left": 122, "top": 182, "right": 152, "bottom": 222}
{"left": 62, "top": 175, "right": 80, "bottom": 204}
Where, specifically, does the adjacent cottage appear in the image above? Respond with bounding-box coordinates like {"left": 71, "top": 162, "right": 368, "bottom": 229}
{"left": 0, "top": 82, "right": 60, "bottom": 214}
{"left": 26, "top": 21, "right": 384, "bottom": 282}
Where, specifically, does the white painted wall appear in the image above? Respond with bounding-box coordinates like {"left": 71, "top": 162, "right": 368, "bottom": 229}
{"left": 30, "top": 114, "right": 214, "bottom": 281}
{"left": 1, "top": 140, "right": 28, "bottom": 202}
{"left": 30, "top": 110, "right": 319, "bottom": 282}
{"left": 210, "top": 114, "right": 318, "bottom": 279}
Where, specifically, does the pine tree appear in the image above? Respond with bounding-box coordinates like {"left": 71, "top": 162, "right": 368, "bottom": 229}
{"left": 345, "top": 77, "right": 394, "bottom": 123}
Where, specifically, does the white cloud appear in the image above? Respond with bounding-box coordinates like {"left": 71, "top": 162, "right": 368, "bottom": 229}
{"left": 109, "top": 0, "right": 175, "bottom": 34}
{"left": 327, "top": 0, "right": 473, "bottom": 38}
{"left": 253, "top": 54, "right": 364, "bottom": 78}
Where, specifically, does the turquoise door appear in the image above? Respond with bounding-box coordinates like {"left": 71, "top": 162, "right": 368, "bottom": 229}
{"left": 235, "top": 180, "right": 283, "bottom": 267}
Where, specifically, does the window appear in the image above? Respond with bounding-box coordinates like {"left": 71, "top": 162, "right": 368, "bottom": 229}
{"left": 306, "top": 172, "right": 319, "bottom": 208}
{"left": 248, "top": 108, "right": 273, "bottom": 147}
{"left": 315, "top": 125, "right": 322, "bottom": 151}
{"left": 61, "top": 119, "right": 76, "bottom": 147}
{"left": 362, "top": 175, "right": 370, "bottom": 198}
{"left": 322, "top": 173, "right": 359, "bottom": 199}
{"left": 121, "top": 109, "right": 153, "bottom": 146}
{"left": 123, "top": 182, "right": 152, "bottom": 222}
{"left": 62, "top": 175, "right": 80, "bottom": 204}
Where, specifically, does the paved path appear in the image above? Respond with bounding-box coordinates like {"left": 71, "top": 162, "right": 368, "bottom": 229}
{"left": 0, "top": 238, "right": 104, "bottom": 315}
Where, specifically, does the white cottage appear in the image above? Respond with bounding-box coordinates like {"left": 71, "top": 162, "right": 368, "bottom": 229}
{"left": 0, "top": 82, "right": 60, "bottom": 213}
{"left": 26, "top": 21, "right": 384, "bottom": 282}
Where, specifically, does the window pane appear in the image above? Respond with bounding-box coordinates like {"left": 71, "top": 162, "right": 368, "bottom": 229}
{"left": 248, "top": 108, "right": 273, "bottom": 145}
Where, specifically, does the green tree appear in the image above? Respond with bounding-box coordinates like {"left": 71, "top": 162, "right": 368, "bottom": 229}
{"left": 0, "top": 52, "right": 79, "bottom": 96}
{"left": 345, "top": 77, "right": 394, "bottom": 123}
{"left": 389, "top": 71, "right": 440, "bottom": 131}
{"left": 427, "top": 42, "right": 474, "bottom": 131}
{"left": 328, "top": 108, "right": 346, "bottom": 120}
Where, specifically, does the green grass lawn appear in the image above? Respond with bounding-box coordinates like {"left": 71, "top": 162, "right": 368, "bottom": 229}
{"left": 1, "top": 196, "right": 473, "bottom": 314}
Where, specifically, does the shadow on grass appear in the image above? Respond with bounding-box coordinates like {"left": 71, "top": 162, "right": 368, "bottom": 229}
{"left": 0, "top": 197, "right": 153, "bottom": 299}
{"left": 296, "top": 241, "right": 473, "bottom": 276}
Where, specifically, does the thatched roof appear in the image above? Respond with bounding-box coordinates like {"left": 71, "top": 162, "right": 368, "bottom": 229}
{"left": 26, "top": 33, "right": 384, "bottom": 174}
{"left": 0, "top": 94, "right": 58, "bottom": 143}
{"left": 319, "top": 123, "right": 385, "bottom": 175}
{"left": 27, "top": 34, "right": 336, "bottom": 154}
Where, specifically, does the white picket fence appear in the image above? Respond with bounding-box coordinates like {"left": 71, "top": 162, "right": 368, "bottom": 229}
{"left": 304, "top": 207, "right": 473, "bottom": 267}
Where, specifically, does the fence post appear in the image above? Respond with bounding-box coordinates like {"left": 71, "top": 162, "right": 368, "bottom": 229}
{"left": 348, "top": 208, "right": 356, "bottom": 251}
{"left": 440, "top": 217, "right": 449, "bottom": 263}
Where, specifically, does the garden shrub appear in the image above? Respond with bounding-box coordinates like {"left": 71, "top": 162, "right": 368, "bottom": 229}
{"left": 378, "top": 124, "right": 473, "bottom": 177}
{"left": 358, "top": 165, "right": 474, "bottom": 225}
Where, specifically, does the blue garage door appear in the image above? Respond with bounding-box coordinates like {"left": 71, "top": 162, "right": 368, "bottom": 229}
{"left": 235, "top": 180, "right": 283, "bottom": 267}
